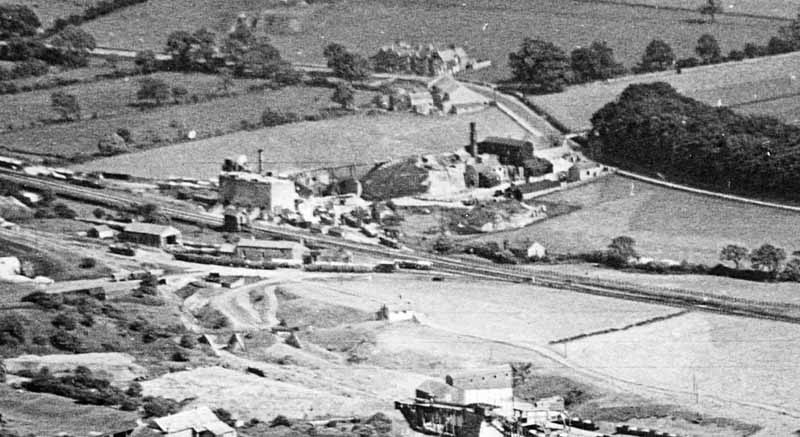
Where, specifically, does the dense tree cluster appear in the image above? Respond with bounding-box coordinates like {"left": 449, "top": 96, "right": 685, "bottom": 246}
{"left": 589, "top": 82, "right": 800, "bottom": 201}
{"left": 0, "top": 4, "right": 41, "bottom": 38}
{"left": 21, "top": 366, "right": 142, "bottom": 407}
{"left": 323, "top": 43, "right": 371, "bottom": 81}
{"left": 49, "top": 0, "right": 148, "bottom": 34}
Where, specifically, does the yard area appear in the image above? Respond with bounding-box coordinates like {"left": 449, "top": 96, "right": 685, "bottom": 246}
{"left": 79, "top": 0, "right": 780, "bottom": 83}
{"left": 530, "top": 51, "right": 800, "bottom": 132}
{"left": 0, "top": 81, "right": 370, "bottom": 159}
{"left": 464, "top": 175, "right": 800, "bottom": 264}
{"left": 72, "top": 107, "right": 527, "bottom": 179}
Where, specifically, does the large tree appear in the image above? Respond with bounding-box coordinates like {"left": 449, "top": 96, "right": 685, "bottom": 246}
{"left": 698, "top": 0, "right": 723, "bottom": 23}
{"left": 165, "top": 30, "right": 198, "bottom": 70}
{"left": 637, "top": 39, "right": 675, "bottom": 72}
{"left": 323, "top": 43, "right": 370, "bottom": 81}
{"left": 50, "top": 25, "right": 96, "bottom": 67}
{"left": 608, "top": 235, "right": 637, "bottom": 259}
{"left": 0, "top": 4, "right": 40, "bottom": 38}
{"left": 570, "top": 41, "right": 626, "bottom": 84}
{"left": 720, "top": 244, "right": 748, "bottom": 269}
{"left": 509, "top": 38, "right": 571, "bottom": 93}
{"left": 695, "top": 33, "right": 721, "bottom": 64}
{"left": 332, "top": 82, "right": 355, "bottom": 110}
{"left": 134, "top": 50, "right": 158, "bottom": 74}
{"left": 750, "top": 244, "right": 786, "bottom": 275}
{"left": 51, "top": 91, "right": 80, "bottom": 121}
{"left": 137, "top": 77, "right": 170, "bottom": 106}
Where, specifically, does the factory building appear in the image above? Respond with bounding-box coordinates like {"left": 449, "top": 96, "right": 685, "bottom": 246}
{"left": 120, "top": 223, "right": 181, "bottom": 248}
{"left": 445, "top": 365, "right": 514, "bottom": 406}
{"left": 235, "top": 239, "right": 307, "bottom": 261}
{"left": 219, "top": 172, "right": 298, "bottom": 213}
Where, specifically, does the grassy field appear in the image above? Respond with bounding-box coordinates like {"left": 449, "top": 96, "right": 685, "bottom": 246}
{"left": 15, "top": 0, "right": 101, "bottom": 28}
{"left": 566, "top": 312, "right": 800, "bottom": 416}
{"left": 464, "top": 175, "right": 800, "bottom": 264}
{"left": 0, "top": 80, "right": 369, "bottom": 159}
{"left": 72, "top": 107, "right": 527, "bottom": 179}
{"left": 530, "top": 51, "right": 800, "bottom": 132}
{"left": 597, "top": 0, "right": 798, "bottom": 18}
{"left": 80, "top": 0, "right": 780, "bottom": 82}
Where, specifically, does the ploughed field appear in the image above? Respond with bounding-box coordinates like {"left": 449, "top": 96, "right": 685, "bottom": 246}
{"left": 464, "top": 175, "right": 800, "bottom": 265}
{"left": 80, "top": 0, "right": 780, "bottom": 82}
{"left": 72, "top": 107, "right": 527, "bottom": 179}
{"left": 530, "top": 51, "right": 800, "bottom": 132}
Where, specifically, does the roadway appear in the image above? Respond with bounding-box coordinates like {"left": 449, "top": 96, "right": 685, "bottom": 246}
{"left": 1, "top": 168, "right": 799, "bottom": 324}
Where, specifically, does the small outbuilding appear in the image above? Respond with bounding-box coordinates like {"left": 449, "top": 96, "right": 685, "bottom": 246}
{"left": 88, "top": 225, "right": 115, "bottom": 239}
{"left": 526, "top": 242, "right": 546, "bottom": 259}
{"left": 150, "top": 406, "right": 236, "bottom": 437}
{"left": 120, "top": 223, "right": 181, "bottom": 248}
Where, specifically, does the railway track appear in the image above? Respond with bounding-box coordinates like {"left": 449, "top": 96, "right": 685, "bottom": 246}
{"left": 2, "top": 169, "right": 800, "bottom": 324}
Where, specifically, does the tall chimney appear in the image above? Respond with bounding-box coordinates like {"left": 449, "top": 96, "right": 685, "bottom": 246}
{"left": 469, "top": 122, "right": 477, "bottom": 157}
{"left": 257, "top": 149, "right": 264, "bottom": 174}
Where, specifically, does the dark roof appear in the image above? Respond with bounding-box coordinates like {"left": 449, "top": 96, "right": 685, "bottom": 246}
{"left": 446, "top": 366, "right": 513, "bottom": 390}
{"left": 416, "top": 379, "right": 459, "bottom": 400}
{"left": 123, "top": 222, "right": 180, "bottom": 237}
{"left": 479, "top": 137, "right": 532, "bottom": 148}
{"left": 0, "top": 385, "right": 139, "bottom": 437}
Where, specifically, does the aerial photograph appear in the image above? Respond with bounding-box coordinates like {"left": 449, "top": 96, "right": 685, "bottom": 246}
{"left": 0, "top": 0, "right": 799, "bottom": 436}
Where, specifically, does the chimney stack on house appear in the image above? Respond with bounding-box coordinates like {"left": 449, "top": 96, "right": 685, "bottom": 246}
{"left": 469, "top": 122, "right": 477, "bottom": 157}
{"left": 257, "top": 149, "right": 264, "bottom": 174}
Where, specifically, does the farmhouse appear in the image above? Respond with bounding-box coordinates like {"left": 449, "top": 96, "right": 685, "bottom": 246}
{"left": 120, "top": 223, "right": 181, "bottom": 247}
{"left": 235, "top": 239, "right": 306, "bottom": 261}
{"left": 372, "top": 42, "right": 475, "bottom": 76}
{"left": 219, "top": 172, "right": 298, "bottom": 213}
{"left": 568, "top": 160, "right": 603, "bottom": 182}
{"left": 408, "top": 91, "right": 435, "bottom": 115}
{"left": 150, "top": 406, "right": 236, "bottom": 437}
{"left": 429, "top": 75, "right": 490, "bottom": 114}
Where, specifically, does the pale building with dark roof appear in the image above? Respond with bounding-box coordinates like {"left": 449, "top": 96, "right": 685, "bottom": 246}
{"left": 120, "top": 223, "right": 181, "bottom": 247}
{"left": 445, "top": 365, "right": 513, "bottom": 406}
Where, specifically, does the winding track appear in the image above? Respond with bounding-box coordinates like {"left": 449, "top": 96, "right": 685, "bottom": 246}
{"left": 2, "top": 168, "right": 799, "bottom": 324}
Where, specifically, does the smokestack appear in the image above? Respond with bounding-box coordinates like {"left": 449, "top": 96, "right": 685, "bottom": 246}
{"left": 469, "top": 122, "right": 477, "bottom": 157}
{"left": 257, "top": 149, "right": 264, "bottom": 174}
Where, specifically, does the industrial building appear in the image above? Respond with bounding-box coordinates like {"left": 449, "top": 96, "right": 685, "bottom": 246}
{"left": 444, "top": 365, "right": 514, "bottom": 406}
{"left": 219, "top": 172, "right": 298, "bottom": 213}
{"left": 235, "top": 239, "right": 306, "bottom": 261}
{"left": 120, "top": 223, "right": 181, "bottom": 248}
{"left": 88, "top": 224, "right": 115, "bottom": 239}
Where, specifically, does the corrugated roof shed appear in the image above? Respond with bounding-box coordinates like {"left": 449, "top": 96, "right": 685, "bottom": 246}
{"left": 152, "top": 406, "right": 234, "bottom": 435}
{"left": 123, "top": 223, "right": 180, "bottom": 237}
{"left": 236, "top": 239, "right": 304, "bottom": 250}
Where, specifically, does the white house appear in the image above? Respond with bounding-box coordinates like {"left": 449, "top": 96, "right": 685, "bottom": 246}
{"left": 526, "top": 242, "right": 546, "bottom": 259}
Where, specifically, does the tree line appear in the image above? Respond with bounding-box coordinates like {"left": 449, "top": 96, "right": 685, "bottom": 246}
{"left": 508, "top": 11, "right": 800, "bottom": 93}
{"left": 589, "top": 82, "right": 800, "bottom": 201}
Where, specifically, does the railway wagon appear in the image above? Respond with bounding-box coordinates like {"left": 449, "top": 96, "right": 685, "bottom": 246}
{"left": 304, "top": 262, "right": 374, "bottom": 273}
{"left": 379, "top": 235, "right": 401, "bottom": 249}
{"left": 396, "top": 259, "right": 433, "bottom": 270}
{"left": 374, "top": 261, "right": 397, "bottom": 273}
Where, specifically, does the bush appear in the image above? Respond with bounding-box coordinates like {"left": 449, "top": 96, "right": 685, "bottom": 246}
{"left": 49, "top": 331, "right": 82, "bottom": 352}
{"left": 0, "top": 315, "right": 27, "bottom": 347}
{"left": 261, "top": 108, "right": 301, "bottom": 127}
{"left": 143, "top": 396, "right": 179, "bottom": 418}
{"left": 179, "top": 334, "right": 197, "bottom": 349}
{"left": 51, "top": 313, "right": 77, "bottom": 330}
{"left": 52, "top": 202, "right": 77, "bottom": 219}
{"left": 79, "top": 257, "right": 97, "bottom": 269}
{"left": 22, "top": 291, "right": 64, "bottom": 310}
{"left": 271, "top": 415, "right": 294, "bottom": 428}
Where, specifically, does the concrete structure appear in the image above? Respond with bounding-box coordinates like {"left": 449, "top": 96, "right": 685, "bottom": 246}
{"left": 445, "top": 365, "right": 513, "bottom": 406}
{"left": 219, "top": 172, "right": 298, "bottom": 213}
{"left": 88, "top": 225, "right": 115, "bottom": 239}
{"left": 567, "top": 160, "right": 603, "bottom": 181}
{"left": 235, "top": 239, "right": 306, "bottom": 261}
{"left": 151, "top": 406, "right": 236, "bottom": 437}
{"left": 222, "top": 207, "right": 250, "bottom": 232}
{"left": 120, "top": 223, "right": 181, "bottom": 248}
